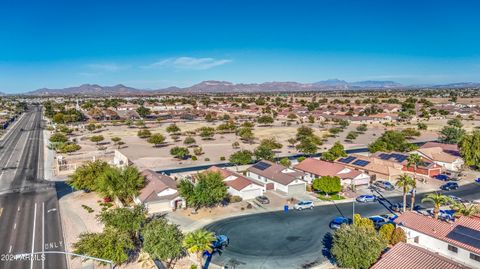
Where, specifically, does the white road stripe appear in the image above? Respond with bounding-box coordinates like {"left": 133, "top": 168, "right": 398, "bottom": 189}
{"left": 8, "top": 245, "right": 12, "bottom": 253}
{"left": 42, "top": 202, "right": 45, "bottom": 269}
{"left": 13, "top": 222, "right": 16, "bottom": 230}
{"left": 30, "top": 203, "right": 37, "bottom": 269}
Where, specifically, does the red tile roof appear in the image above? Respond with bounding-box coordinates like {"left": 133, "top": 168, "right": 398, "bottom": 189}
{"left": 294, "top": 158, "right": 362, "bottom": 179}
{"left": 247, "top": 160, "right": 305, "bottom": 186}
{"left": 138, "top": 170, "right": 178, "bottom": 203}
{"left": 394, "top": 211, "right": 480, "bottom": 255}
{"left": 371, "top": 242, "right": 471, "bottom": 269}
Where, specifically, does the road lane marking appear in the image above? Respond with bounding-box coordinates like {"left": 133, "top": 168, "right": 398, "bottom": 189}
{"left": 47, "top": 208, "right": 56, "bottom": 213}
{"left": 30, "top": 203, "right": 37, "bottom": 269}
{"left": 8, "top": 245, "right": 12, "bottom": 253}
{"left": 18, "top": 206, "right": 21, "bottom": 211}
{"left": 0, "top": 207, "right": 3, "bottom": 217}
{"left": 13, "top": 222, "right": 16, "bottom": 230}
{"left": 42, "top": 202, "right": 45, "bottom": 269}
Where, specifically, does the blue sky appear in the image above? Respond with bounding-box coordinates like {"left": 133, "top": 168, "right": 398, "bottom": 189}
{"left": 1, "top": 0, "right": 479, "bottom": 93}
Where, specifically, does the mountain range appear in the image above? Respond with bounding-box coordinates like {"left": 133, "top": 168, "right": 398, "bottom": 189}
{"left": 23, "top": 80, "right": 480, "bottom": 96}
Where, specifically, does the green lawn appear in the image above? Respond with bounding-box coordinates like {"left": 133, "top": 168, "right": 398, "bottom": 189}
{"left": 318, "top": 193, "right": 345, "bottom": 201}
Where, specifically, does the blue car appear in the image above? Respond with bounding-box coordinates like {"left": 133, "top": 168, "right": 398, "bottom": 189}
{"left": 440, "top": 182, "right": 459, "bottom": 191}
{"left": 368, "top": 216, "right": 395, "bottom": 229}
{"left": 356, "top": 195, "right": 377, "bottom": 203}
{"left": 435, "top": 174, "right": 450, "bottom": 181}
{"left": 329, "top": 217, "right": 353, "bottom": 229}
{"left": 475, "top": 178, "right": 480, "bottom": 184}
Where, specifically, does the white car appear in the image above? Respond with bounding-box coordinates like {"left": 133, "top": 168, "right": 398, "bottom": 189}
{"left": 294, "top": 201, "right": 314, "bottom": 210}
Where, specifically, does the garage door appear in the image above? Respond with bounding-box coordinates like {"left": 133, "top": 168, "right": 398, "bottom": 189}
{"left": 240, "top": 188, "right": 263, "bottom": 200}
{"left": 147, "top": 201, "right": 172, "bottom": 214}
{"left": 288, "top": 183, "right": 306, "bottom": 195}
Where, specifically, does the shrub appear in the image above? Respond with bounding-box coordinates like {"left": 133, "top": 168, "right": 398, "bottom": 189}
{"left": 229, "top": 195, "right": 243, "bottom": 203}
{"left": 81, "top": 205, "right": 94, "bottom": 213}
{"left": 297, "top": 156, "right": 306, "bottom": 162}
{"left": 390, "top": 227, "right": 407, "bottom": 245}
{"left": 191, "top": 155, "right": 198, "bottom": 161}
{"left": 379, "top": 223, "right": 395, "bottom": 243}
{"left": 220, "top": 156, "right": 226, "bottom": 161}
{"left": 204, "top": 157, "right": 210, "bottom": 161}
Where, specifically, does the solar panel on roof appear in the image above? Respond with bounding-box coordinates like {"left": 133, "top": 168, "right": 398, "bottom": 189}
{"left": 252, "top": 162, "right": 271, "bottom": 171}
{"left": 339, "top": 156, "right": 356, "bottom": 164}
{"left": 379, "top": 153, "right": 391, "bottom": 160}
{"left": 446, "top": 225, "right": 480, "bottom": 249}
{"left": 353, "top": 160, "right": 370, "bottom": 167}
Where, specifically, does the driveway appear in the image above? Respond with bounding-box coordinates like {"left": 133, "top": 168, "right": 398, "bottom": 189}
{"left": 205, "top": 183, "right": 480, "bottom": 269}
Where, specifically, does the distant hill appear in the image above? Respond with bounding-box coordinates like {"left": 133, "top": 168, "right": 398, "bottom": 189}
{"left": 23, "top": 79, "right": 480, "bottom": 96}
{"left": 27, "top": 84, "right": 147, "bottom": 96}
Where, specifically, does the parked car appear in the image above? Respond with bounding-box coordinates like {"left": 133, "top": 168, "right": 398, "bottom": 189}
{"left": 427, "top": 209, "right": 455, "bottom": 221}
{"left": 373, "top": 181, "right": 395, "bottom": 191}
{"left": 390, "top": 203, "right": 424, "bottom": 212}
{"left": 368, "top": 216, "right": 394, "bottom": 229}
{"left": 329, "top": 217, "right": 353, "bottom": 229}
{"left": 447, "top": 195, "right": 463, "bottom": 204}
{"left": 294, "top": 201, "right": 314, "bottom": 210}
{"left": 435, "top": 174, "right": 450, "bottom": 181}
{"left": 440, "top": 182, "right": 459, "bottom": 191}
{"left": 356, "top": 195, "right": 377, "bottom": 203}
{"left": 256, "top": 196, "right": 270, "bottom": 204}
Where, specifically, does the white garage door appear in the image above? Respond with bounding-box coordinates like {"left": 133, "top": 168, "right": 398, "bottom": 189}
{"left": 288, "top": 183, "right": 306, "bottom": 195}
{"left": 146, "top": 201, "right": 172, "bottom": 214}
{"left": 240, "top": 188, "right": 263, "bottom": 200}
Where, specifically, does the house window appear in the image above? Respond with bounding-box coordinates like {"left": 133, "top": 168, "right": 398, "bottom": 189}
{"left": 471, "top": 253, "right": 480, "bottom": 262}
{"left": 413, "top": 236, "right": 419, "bottom": 243}
{"left": 448, "top": 245, "right": 458, "bottom": 253}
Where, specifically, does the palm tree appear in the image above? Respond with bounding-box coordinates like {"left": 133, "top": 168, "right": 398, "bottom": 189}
{"left": 97, "top": 166, "right": 144, "bottom": 205}
{"left": 183, "top": 229, "right": 216, "bottom": 269}
{"left": 407, "top": 154, "right": 422, "bottom": 211}
{"left": 395, "top": 174, "right": 415, "bottom": 212}
{"left": 421, "top": 192, "right": 453, "bottom": 219}
{"left": 451, "top": 202, "right": 480, "bottom": 218}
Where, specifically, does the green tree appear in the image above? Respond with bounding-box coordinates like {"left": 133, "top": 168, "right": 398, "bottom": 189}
{"left": 279, "top": 157, "right": 291, "bottom": 167}
{"left": 257, "top": 115, "right": 274, "bottom": 126}
{"left": 356, "top": 124, "right": 368, "bottom": 133}
{"left": 97, "top": 166, "right": 144, "bottom": 205}
{"left": 312, "top": 176, "right": 341, "bottom": 196}
{"left": 68, "top": 160, "right": 109, "bottom": 191}
{"left": 170, "top": 146, "right": 190, "bottom": 159}
{"left": 237, "top": 127, "right": 255, "bottom": 143}
{"left": 136, "top": 106, "right": 151, "bottom": 118}
{"left": 49, "top": 132, "right": 68, "bottom": 143}
{"left": 178, "top": 172, "right": 227, "bottom": 210}
{"left": 259, "top": 137, "right": 282, "bottom": 150}
{"left": 459, "top": 130, "right": 480, "bottom": 168}
{"left": 395, "top": 174, "right": 415, "bottom": 212}
{"left": 73, "top": 228, "right": 134, "bottom": 265}
{"left": 147, "top": 133, "right": 166, "bottom": 147}
{"left": 346, "top": 131, "right": 359, "bottom": 141}
{"left": 422, "top": 192, "right": 453, "bottom": 219}
{"left": 184, "top": 136, "right": 196, "bottom": 146}
{"left": 321, "top": 141, "right": 347, "bottom": 161}
{"left": 401, "top": 128, "right": 421, "bottom": 138}
{"left": 86, "top": 123, "right": 97, "bottom": 132}
{"left": 111, "top": 136, "right": 121, "bottom": 145}
{"left": 379, "top": 223, "right": 395, "bottom": 243}
{"left": 406, "top": 154, "right": 422, "bottom": 210}
{"left": 229, "top": 150, "right": 253, "bottom": 166}
{"left": 254, "top": 145, "right": 275, "bottom": 161}
{"left": 166, "top": 123, "right": 181, "bottom": 135}
{"left": 417, "top": 122, "right": 427, "bottom": 130}
{"left": 296, "top": 136, "right": 318, "bottom": 155}
{"left": 353, "top": 214, "right": 375, "bottom": 230}
{"left": 331, "top": 225, "right": 387, "bottom": 269}
{"left": 57, "top": 143, "right": 81, "bottom": 153}
{"left": 183, "top": 229, "right": 216, "bottom": 269}
{"left": 368, "top": 130, "right": 416, "bottom": 153}
{"left": 451, "top": 202, "right": 480, "bottom": 218}
{"left": 142, "top": 218, "right": 184, "bottom": 268}
{"left": 296, "top": 126, "right": 314, "bottom": 141}
{"left": 440, "top": 126, "right": 465, "bottom": 144}
{"left": 90, "top": 135, "right": 104, "bottom": 145}
{"left": 98, "top": 205, "right": 146, "bottom": 238}
{"left": 138, "top": 129, "right": 152, "bottom": 139}
{"left": 198, "top": 127, "right": 215, "bottom": 140}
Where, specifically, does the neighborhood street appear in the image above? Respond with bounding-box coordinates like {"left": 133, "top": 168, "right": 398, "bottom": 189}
{"left": 0, "top": 106, "right": 66, "bottom": 269}
{"left": 206, "top": 183, "right": 480, "bottom": 269}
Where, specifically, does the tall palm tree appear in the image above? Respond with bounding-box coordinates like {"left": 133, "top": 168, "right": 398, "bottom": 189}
{"left": 421, "top": 192, "right": 453, "bottom": 219}
{"left": 183, "top": 229, "right": 216, "bottom": 269}
{"left": 395, "top": 174, "right": 415, "bottom": 212}
{"left": 451, "top": 202, "right": 480, "bottom": 218}
{"left": 407, "top": 154, "right": 422, "bottom": 211}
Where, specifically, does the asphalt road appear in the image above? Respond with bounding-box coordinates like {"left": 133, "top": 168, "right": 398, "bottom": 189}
{"left": 206, "top": 183, "right": 480, "bottom": 269}
{"left": 0, "top": 106, "right": 66, "bottom": 269}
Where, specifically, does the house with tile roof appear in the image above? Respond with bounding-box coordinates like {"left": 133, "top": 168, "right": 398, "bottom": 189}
{"left": 371, "top": 242, "right": 472, "bottom": 269}
{"left": 334, "top": 154, "right": 404, "bottom": 182}
{"left": 134, "top": 169, "right": 185, "bottom": 214}
{"left": 394, "top": 211, "right": 480, "bottom": 268}
{"left": 206, "top": 166, "right": 264, "bottom": 200}
{"left": 414, "top": 142, "right": 464, "bottom": 172}
{"left": 247, "top": 160, "right": 307, "bottom": 195}
{"left": 371, "top": 152, "right": 442, "bottom": 177}
{"left": 294, "top": 158, "right": 371, "bottom": 186}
